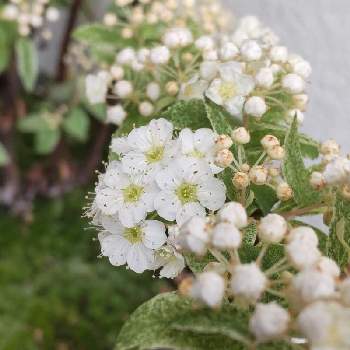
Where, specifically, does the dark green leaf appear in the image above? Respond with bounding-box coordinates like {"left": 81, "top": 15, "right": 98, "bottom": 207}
{"left": 35, "top": 129, "right": 60, "bottom": 154}
{"left": 17, "top": 114, "right": 45, "bottom": 132}
{"left": 0, "top": 26, "right": 10, "bottom": 73}
{"left": 0, "top": 142, "right": 8, "bottom": 166}
{"left": 217, "top": 167, "right": 238, "bottom": 202}
{"left": 63, "top": 108, "right": 90, "bottom": 142}
{"left": 251, "top": 184, "right": 278, "bottom": 216}
{"left": 184, "top": 252, "right": 216, "bottom": 274}
{"left": 73, "top": 24, "right": 121, "bottom": 45}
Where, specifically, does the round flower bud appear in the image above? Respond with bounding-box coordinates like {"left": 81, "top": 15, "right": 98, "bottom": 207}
{"left": 211, "top": 222, "right": 242, "bottom": 250}
{"left": 249, "top": 166, "right": 268, "bottom": 185}
{"left": 315, "top": 257, "right": 340, "bottom": 279}
{"left": 323, "top": 157, "right": 350, "bottom": 185}
{"left": 241, "top": 40, "right": 262, "bottom": 61}
{"left": 137, "top": 48, "right": 150, "bottom": 63}
{"left": 103, "top": 12, "right": 117, "bottom": 26}
{"left": 46, "top": 7, "right": 60, "bottom": 22}
{"left": 190, "top": 272, "right": 225, "bottom": 308}
{"left": 215, "top": 149, "right": 234, "bottom": 168}
{"left": 269, "top": 46, "right": 288, "bottom": 63}
{"left": 282, "top": 74, "right": 305, "bottom": 94}
{"left": 121, "top": 27, "right": 133, "bottom": 39}
{"left": 110, "top": 65, "right": 124, "bottom": 80}
{"left": 116, "top": 47, "right": 136, "bottom": 65}
{"left": 114, "top": 80, "right": 133, "bottom": 98}
{"left": 292, "top": 60, "right": 312, "bottom": 79}
{"left": 230, "top": 263, "right": 267, "bottom": 303}
{"left": 203, "top": 49, "right": 219, "bottom": 61}
{"left": 232, "top": 172, "right": 250, "bottom": 190}
{"left": 195, "top": 35, "right": 215, "bottom": 51}
{"left": 162, "top": 27, "right": 193, "bottom": 48}
{"left": 218, "top": 202, "right": 248, "bottom": 229}
{"left": 255, "top": 67, "right": 274, "bottom": 88}
{"left": 146, "top": 82, "right": 161, "bottom": 101}
{"left": 200, "top": 61, "right": 218, "bottom": 81}
{"left": 139, "top": 101, "right": 154, "bottom": 117}
{"left": 342, "top": 184, "right": 350, "bottom": 200}
{"left": 310, "top": 172, "right": 326, "bottom": 190}
{"left": 106, "top": 105, "right": 127, "bottom": 126}
{"left": 292, "top": 94, "right": 309, "bottom": 111}
{"left": 250, "top": 302, "right": 290, "bottom": 343}
{"left": 244, "top": 96, "right": 267, "bottom": 118}
{"left": 258, "top": 214, "right": 288, "bottom": 244}
{"left": 276, "top": 182, "right": 293, "bottom": 201}
{"left": 215, "top": 134, "right": 233, "bottom": 150}
{"left": 287, "top": 241, "right": 321, "bottom": 270}
{"left": 231, "top": 127, "right": 250, "bottom": 144}
{"left": 267, "top": 145, "right": 285, "bottom": 160}
{"left": 339, "top": 278, "right": 350, "bottom": 306}
{"left": 320, "top": 139, "right": 340, "bottom": 156}
{"left": 241, "top": 163, "right": 250, "bottom": 173}
{"left": 287, "top": 109, "right": 304, "bottom": 124}
{"left": 182, "top": 52, "right": 193, "bottom": 63}
{"left": 287, "top": 226, "right": 319, "bottom": 246}
{"left": 150, "top": 46, "right": 170, "bottom": 65}
{"left": 165, "top": 81, "right": 179, "bottom": 96}
{"left": 220, "top": 42, "right": 239, "bottom": 61}
{"left": 261, "top": 135, "right": 280, "bottom": 150}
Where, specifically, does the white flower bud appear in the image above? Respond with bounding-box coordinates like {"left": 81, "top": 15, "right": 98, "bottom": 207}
{"left": 114, "top": 80, "right": 133, "bottom": 98}
{"left": 107, "top": 105, "right": 127, "bottom": 126}
{"left": 320, "top": 139, "right": 340, "bottom": 156}
{"left": 163, "top": 27, "right": 193, "bottom": 48}
{"left": 310, "top": 172, "right": 326, "bottom": 190}
{"left": 85, "top": 72, "right": 110, "bottom": 105}
{"left": 249, "top": 165, "right": 268, "bottom": 185}
{"left": 203, "top": 49, "right": 218, "bottom": 61}
{"left": 110, "top": 65, "right": 124, "bottom": 80}
{"left": 255, "top": 67, "right": 274, "bottom": 88}
{"left": 212, "top": 222, "right": 242, "bottom": 250}
{"left": 146, "top": 82, "right": 161, "bottom": 101}
{"left": 323, "top": 157, "right": 350, "bottom": 185}
{"left": 282, "top": 73, "right": 305, "bottom": 94}
{"left": 315, "top": 257, "right": 340, "bottom": 279}
{"left": 220, "top": 42, "right": 239, "bottom": 61}
{"left": 232, "top": 172, "right": 250, "bottom": 189}
{"left": 241, "top": 40, "right": 262, "bottom": 61}
{"left": 292, "top": 94, "right": 309, "bottom": 111}
{"left": 287, "top": 241, "right": 321, "bottom": 270}
{"left": 116, "top": 47, "right": 136, "bottom": 65}
{"left": 231, "top": 127, "right": 250, "bottom": 144}
{"left": 230, "top": 263, "right": 267, "bottom": 303}
{"left": 269, "top": 46, "right": 288, "bottom": 63}
{"left": 139, "top": 101, "right": 154, "bottom": 117}
{"left": 261, "top": 135, "right": 280, "bottom": 150}
{"left": 218, "top": 202, "right": 248, "bottom": 229}
{"left": 165, "top": 81, "right": 179, "bottom": 96}
{"left": 287, "top": 226, "right": 319, "bottom": 246}
{"left": 215, "top": 134, "right": 233, "bottom": 150}
{"left": 258, "top": 214, "right": 287, "bottom": 244}
{"left": 137, "top": 48, "right": 150, "bottom": 63}
{"left": 191, "top": 272, "right": 225, "bottom": 308}
{"left": 339, "top": 278, "right": 350, "bottom": 306}
{"left": 215, "top": 149, "right": 234, "bottom": 168}
{"left": 2, "top": 5, "right": 18, "bottom": 20}
{"left": 267, "top": 145, "right": 285, "bottom": 160}
{"left": 276, "top": 182, "right": 293, "bottom": 201}
{"left": 195, "top": 35, "right": 215, "bottom": 51}
{"left": 46, "top": 7, "right": 60, "bottom": 22}
{"left": 200, "top": 61, "right": 218, "bottom": 81}
{"left": 150, "top": 46, "right": 170, "bottom": 65}
{"left": 250, "top": 302, "right": 290, "bottom": 343}
{"left": 287, "top": 109, "right": 304, "bottom": 124}
{"left": 244, "top": 97, "right": 267, "bottom": 118}
{"left": 293, "top": 60, "right": 312, "bottom": 79}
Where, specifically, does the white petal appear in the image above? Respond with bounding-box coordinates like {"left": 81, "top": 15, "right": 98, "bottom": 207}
{"left": 160, "top": 254, "right": 185, "bottom": 279}
{"left": 122, "top": 151, "right": 148, "bottom": 174}
{"left": 141, "top": 182, "right": 159, "bottom": 212}
{"left": 176, "top": 202, "right": 206, "bottom": 226}
{"left": 100, "top": 234, "right": 131, "bottom": 266}
{"left": 219, "top": 61, "right": 243, "bottom": 80}
{"left": 148, "top": 118, "right": 173, "bottom": 145}
{"left": 193, "top": 129, "right": 216, "bottom": 153}
{"left": 179, "top": 128, "right": 195, "bottom": 155}
{"left": 110, "top": 136, "right": 131, "bottom": 155}
{"left": 127, "top": 126, "right": 152, "bottom": 151}
{"left": 236, "top": 73, "right": 255, "bottom": 95}
{"left": 142, "top": 220, "right": 167, "bottom": 249}
{"left": 127, "top": 243, "right": 154, "bottom": 273}
{"left": 224, "top": 96, "right": 245, "bottom": 117}
{"left": 101, "top": 215, "right": 124, "bottom": 234}
{"left": 96, "top": 188, "right": 122, "bottom": 215}
{"left": 118, "top": 202, "right": 147, "bottom": 228}
{"left": 197, "top": 177, "right": 226, "bottom": 211}
{"left": 205, "top": 79, "right": 223, "bottom": 105}
{"left": 154, "top": 191, "right": 181, "bottom": 221}
{"left": 156, "top": 166, "right": 181, "bottom": 190}
{"left": 103, "top": 164, "right": 130, "bottom": 189}
{"left": 178, "top": 157, "right": 212, "bottom": 184}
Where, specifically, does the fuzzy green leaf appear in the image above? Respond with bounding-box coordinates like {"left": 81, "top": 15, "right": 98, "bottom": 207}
{"left": 282, "top": 118, "right": 320, "bottom": 207}
{"left": 242, "top": 222, "right": 257, "bottom": 245}
{"left": 329, "top": 194, "right": 350, "bottom": 269}
{"left": 0, "top": 143, "right": 8, "bottom": 166}
{"left": 17, "top": 114, "right": 44, "bottom": 132}
{"left": 162, "top": 99, "right": 211, "bottom": 130}
{"left": 217, "top": 167, "right": 238, "bottom": 202}
{"left": 251, "top": 184, "right": 278, "bottom": 216}
{"left": 34, "top": 129, "right": 60, "bottom": 154}
{"left": 63, "top": 108, "right": 90, "bottom": 142}
{"left": 73, "top": 24, "right": 121, "bottom": 46}
{"left": 184, "top": 252, "right": 216, "bottom": 274}
{"left": 16, "top": 37, "right": 39, "bottom": 92}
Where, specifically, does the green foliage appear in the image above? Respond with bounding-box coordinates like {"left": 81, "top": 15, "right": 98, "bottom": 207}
{"left": 329, "top": 194, "right": 350, "bottom": 269}
{"left": 63, "top": 107, "right": 90, "bottom": 142}
{"left": 251, "top": 184, "right": 278, "bottom": 216}
{"left": 0, "top": 25, "right": 10, "bottom": 73}
{"left": 282, "top": 117, "right": 320, "bottom": 207}
{"left": 0, "top": 191, "right": 163, "bottom": 350}
{"left": 0, "top": 142, "right": 8, "bottom": 166}
{"left": 184, "top": 252, "right": 216, "bottom": 274}
{"left": 16, "top": 37, "right": 39, "bottom": 92}
{"left": 217, "top": 167, "right": 238, "bottom": 202}
{"left": 35, "top": 128, "right": 60, "bottom": 154}
{"left": 73, "top": 24, "right": 122, "bottom": 46}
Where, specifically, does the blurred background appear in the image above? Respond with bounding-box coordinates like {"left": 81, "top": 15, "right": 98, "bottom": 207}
{"left": 1, "top": 0, "right": 349, "bottom": 349}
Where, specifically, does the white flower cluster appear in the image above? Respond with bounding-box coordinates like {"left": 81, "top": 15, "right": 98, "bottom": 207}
{"left": 183, "top": 16, "right": 311, "bottom": 121}
{"left": 1, "top": 0, "right": 60, "bottom": 37}
{"left": 310, "top": 139, "right": 350, "bottom": 199}
{"left": 88, "top": 118, "right": 228, "bottom": 275}
{"left": 179, "top": 207, "right": 350, "bottom": 348}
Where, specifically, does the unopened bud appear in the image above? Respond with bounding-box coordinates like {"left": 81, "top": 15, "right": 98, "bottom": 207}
{"left": 241, "top": 163, "right": 250, "bottom": 173}
{"left": 320, "top": 139, "right": 340, "bottom": 156}
{"left": 292, "top": 94, "right": 309, "bottom": 111}
{"left": 267, "top": 145, "right": 285, "bottom": 160}
{"left": 231, "top": 127, "right": 250, "bottom": 144}
{"left": 182, "top": 52, "right": 194, "bottom": 63}
{"left": 215, "top": 149, "right": 234, "bottom": 168}
{"left": 276, "top": 182, "right": 293, "bottom": 201}
{"left": 249, "top": 166, "right": 268, "bottom": 185}
{"left": 261, "top": 135, "right": 280, "bottom": 150}
{"left": 232, "top": 172, "right": 250, "bottom": 189}
{"left": 310, "top": 172, "right": 326, "bottom": 190}
{"left": 166, "top": 81, "right": 179, "bottom": 96}
{"left": 121, "top": 27, "right": 134, "bottom": 39}
{"left": 215, "top": 134, "right": 233, "bottom": 150}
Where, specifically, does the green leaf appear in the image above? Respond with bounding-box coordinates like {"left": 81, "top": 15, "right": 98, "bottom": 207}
{"left": 242, "top": 222, "right": 257, "bottom": 245}
{"left": 161, "top": 99, "right": 211, "bottom": 130}
{"left": 0, "top": 26, "right": 10, "bottom": 73}
{"left": 217, "top": 167, "right": 237, "bottom": 202}
{"left": 17, "top": 114, "right": 44, "bottom": 132}
{"left": 34, "top": 129, "right": 60, "bottom": 154}
{"left": 184, "top": 252, "right": 216, "bottom": 274}
{"left": 84, "top": 102, "right": 107, "bottom": 122}
{"left": 16, "top": 37, "right": 39, "bottom": 92}
{"left": 251, "top": 184, "right": 278, "bottom": 216}
{"left": 73, "top": 24, "right": 122, "bottom": 46}
{"left": 63, "top": 108, "right": 90, "bottom": 142}
{"left": 282, "top": 117, "right": 320, "bottom": 207}
{"left": 0, "top": 143, "right": 9, "bottom": 166}
{"left": 329, "top": 194, "right": 350, "bottom": 269}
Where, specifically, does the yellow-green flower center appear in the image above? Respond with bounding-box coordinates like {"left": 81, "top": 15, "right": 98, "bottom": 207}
{"left": 123, "top": 184, "right": 144, "bottom": 203}
{"left": 124, "top": 226, "right": 143, "bottom": 244}
{"left": 219, "top": 82, "right": 237, "bottom": 101}
{"left": 176, "top": 183, "right": 198, "bottom": 204}
{"left": 189, "top": 149, "right": 204, "bottom": 159}
{"left": 146, "top": 146, "right": 164, "bottom": 164}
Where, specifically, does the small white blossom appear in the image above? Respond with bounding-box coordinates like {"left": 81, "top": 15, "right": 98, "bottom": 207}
{"left": 255, "top": 67, "right": 274, "bottom": 88}
{"left": 231, "top": 127, "right": 250, "bottom": 144}
{"left": 107, "top": 105, "right": 127, "bottom": 126}
{"left": 154, "top": 245, "right": 185, "bottom": 278}
{"left": 269, "top": 46, "right": 288, "bottom": 62}
{"left": 195, "top": 35, "right": 215, "bottom": 51}
{"left": 139, "top": 101, "right": 154, "bottom": 117}
{"left": 244, "top": 96, "right": 267, "bottom": 118}
{"left": 220, "top": 42, "right": 239, "bottom": 61}
{"left": 163, "top": 27, "right": 193, "bottom": 48}
{"left": 282, "top": 73, "right": 305, "bottom": 94}
{"left": 240, "top": 40, "right": 262, "bottom": 61}
{"left": 116, "top": 47, "right": 136, "bottom": 65}
{"left": 218, "top": 202, "right": 248, "bottom": 229}
{"left": 200, "top": 61, "right": 219, "bottom": 81}
{"left": 258, "top": 214, "right": 288, "bottom": 244}
{"left": 323, "top": 157, "right": 350, "bottom": 185}
{"left": 212, "top": 222, "right": 242, "bottom": 250}
{"left": 114, "top": 80, "right": 133, "bottom": 99}
{"left": 110, "top": 65, "right": 124, "bottom": 80}
{"left": 146, "top": 82, "right": 161, "bottom": 101}
{"left": 179, "top": 75, "right": 209, "bottom": 100}
{"left": 85, "top": 71, "right": 110, "bottom": 104}
{"left": 150, "top": 46, "right": 170, "bottom": 64}
{"left": 315, "top": 257, "right": 340, "bottom": 279}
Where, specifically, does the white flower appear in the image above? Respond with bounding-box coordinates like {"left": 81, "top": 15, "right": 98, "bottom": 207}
{"left": 282, "top": 73, "right": 305, "bottom": 94}
{"left": 230, "top": 263, "right": 267, "bottom": 303}
{"left": 244, "top": 96, "right": 267, "bottom": 118}
{"left": 139, "top": 101, "right": 154, "bottom": 117}
{"left": 154, "top": 157, "right": 226, "bottom": 225}
{"left": 180, "top": 75, "right": 209, "bottom": 100}
{"left": 255, "top": 67, "right": 274, "bottom": 88}
{"left": 231, "top": 127, "right": 250, "bottom": 144}
{"left": 250, "top": 302, "right": 290, "bottom": 343}
{"left": 2, "top": 5, "right": 18, "bottom": 20}
{"left": 178, "top": 128, "right": 223, "bottom": 174}
{"left": 154, "top": 245, "right": 185, "bottom": 278}
{"left": 320, "top": 139, "right": 340, "bottom": 156}
{"left": 206, "top": 63, "right": 255, "bottom": 117}
{"left": 150, "top": 46, "right": 170, "bottom": 65}
{"left": 298, "top": 301, "right": 350, "bottom": 349}
{"left": 114, "top": 80, "right": 133, "bottom": 99}
{"left": 107, "top": 105, "right": 127, "bottom": 126}
{"left": 163, "top": 27, "right": 193, "bottom": 48}
{"left": 116, "top": 118, "right": 177, "bottom": 180}
{"left": 200, "top": 61, "right": 219, "bottom": 81}
{"left": 195, "top": 35, "right": 215, "bottom": 51}
{"left": 191, "top": 272, "right": 225, "bottom": 307}
{"left": 110, "top": 65, "right": 124, "bottom": 80}
{"left": 212, "top": 222, "right": 242, "bottom": 250}
{"left": 293, "top": 94, "right": 309, "bottom": 111}
{"left": 203, "top": 49, "right": 219, "bottom": 61}
{"left": 116, "top": 47, "right": 136, "bottom": 65}
{"left": 289, "top": 56, "right": 312, "bottom": 79}
{"left": 258, "top": 214, "right": 287, "bottom": 244}
{"left": 240, "top": 40, "right": 262, "bottom": 61}
{"left": 99, "top": 216, "right": 166, "bottom": 273}
{"left": 85, "top": 71, "right": 110, "bottom": 105}
{"left": 217, "top": 202, "right": 248, "bottom": 229}
{"left": 220, "top": 42, "right": 239, "bottom": 61}
{"left": 315, "top": 257, "right": 340, "bottom": 279}
{"left": 269, "top": 46, "right": 288, "bottom": 63}
{"left": 146, "top": 82, "right": 161, "bottom": 101}
{"left": 95, "top": 161, "right": 159, "bottom": 227}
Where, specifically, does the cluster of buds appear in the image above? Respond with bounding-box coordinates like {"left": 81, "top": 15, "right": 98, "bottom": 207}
{"left": 310, "top": 139, "right": 350, "bottom": 199}
{"left": 179, "top": 206, "right": 350, "bottom": 348}
{"left": 1, "top": 0, "right": 60, "bottom": 37}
